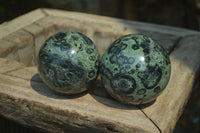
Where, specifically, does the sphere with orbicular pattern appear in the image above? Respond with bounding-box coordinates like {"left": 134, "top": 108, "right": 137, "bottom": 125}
{"left": 100, "top": 34, "right": 171, "bottom": 105}
{"left": 37, "top": 31, "right": 100, "bottom": 94}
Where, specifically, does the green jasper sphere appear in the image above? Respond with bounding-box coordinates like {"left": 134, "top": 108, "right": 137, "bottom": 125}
{"left": 37, "top": 31, "right": 100, "bottom": 94}
{"left": 100, "top": 34, "right": 171, "bottom": 105}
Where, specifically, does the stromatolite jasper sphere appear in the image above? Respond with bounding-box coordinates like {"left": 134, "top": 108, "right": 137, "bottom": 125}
{"left": 100, "top": 34, "right": 171, "bottom": 105}
{"left": 37, "top": 31, "right": 100, "bottom": 94}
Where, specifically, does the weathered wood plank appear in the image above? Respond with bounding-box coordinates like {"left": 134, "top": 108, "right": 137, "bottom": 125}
{"left": 0, "top": 30, "right": 35, "bottom": 66}
{"left": 0, "top": 39, "right": 17, "bottom": 58}
{"left": 0, "top": 73, "right": 159, "bottom": 133}
{"left": 23, "top": 23, "right": 51, "bottom": 65}
{"left": 0, "top": 58, "right": 25, "bottom": 74}
{"left": 0, "top": 9, "right": 47, "bottom": 39}
{"left": 6, "top": 67, "right": 37, "bottom": 81}
{"left": 140, "top": 35, "right": 200, "bottom": 133}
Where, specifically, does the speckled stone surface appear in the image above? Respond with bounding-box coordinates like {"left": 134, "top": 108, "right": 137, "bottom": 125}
{"left": 100, "top": 34, "right": 171, "bottom": 105}
{"left": 37, "top": 31, "right": 100, "bottom": 94}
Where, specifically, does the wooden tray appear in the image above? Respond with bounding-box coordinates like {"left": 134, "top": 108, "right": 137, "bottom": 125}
{"left": 0, "top": 8, "right": 200, "bottom": 133}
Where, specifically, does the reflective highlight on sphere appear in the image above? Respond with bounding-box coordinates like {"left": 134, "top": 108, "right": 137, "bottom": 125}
{"left": 37, "top": 31, "right": 100, "bottom": 94}
{"left": 100, "top": 34, "right": 171, "bottom": 105}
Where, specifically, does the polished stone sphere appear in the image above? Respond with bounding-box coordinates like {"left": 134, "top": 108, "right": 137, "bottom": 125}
{"left": 100, "top": 34, "right": 171, "bottom": 105}
{"left": 37, "top": 31, "right": 100, "bottom": 94}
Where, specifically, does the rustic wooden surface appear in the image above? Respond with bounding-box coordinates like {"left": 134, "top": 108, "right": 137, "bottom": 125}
{"left": 0, "top": 8, "right": 200, "bottom": 133}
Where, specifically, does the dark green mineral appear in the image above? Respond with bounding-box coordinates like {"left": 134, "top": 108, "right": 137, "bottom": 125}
{"left": 37, "top": 31, "right": 100, "bottom": 94}
{"left": 100, "top": 34, "right": 171, "bottom": 105}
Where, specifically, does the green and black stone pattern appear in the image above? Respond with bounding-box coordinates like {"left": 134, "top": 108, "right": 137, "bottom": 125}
{"left": 37, "top": 31, "right": 100, "bottom": 94}
{"left": 100, "top": 34, "right": 171, "bottom": 105}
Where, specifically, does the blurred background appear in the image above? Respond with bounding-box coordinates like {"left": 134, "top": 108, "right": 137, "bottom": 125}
{"left": 0, "top": 0, "right": 200, "bottom": 133}
{"left": 1, "top": 0, "right": 200, "bottom": 30}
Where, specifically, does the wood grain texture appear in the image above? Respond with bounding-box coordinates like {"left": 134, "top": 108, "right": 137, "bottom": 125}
{"left": 3, "top": 30, "right": 35, "bottom": 66}
{"left": 0, "top": 72, "right": 158, "bottom": 133}
{"left": 0, "top": 8, "right": 200, "bottom": 133}
{"left": 0, "top": 58, "right": 25, "bottom": 74}
{"left": 0, "top": 9, "right": 46, "bottom": 39}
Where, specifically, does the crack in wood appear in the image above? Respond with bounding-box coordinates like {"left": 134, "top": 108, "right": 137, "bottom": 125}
{"left": 1, "top": 74, "right": 31, "bottom": 83}
{"left": 0, "top": 92, "right": 144, "bottom": 133}
{"left": 40, "top": 8, "right": 49, "bottom": 17}
{"left": 1, "top": 67, "right": 26, "bottom": 75}
{"left": 2, "top": 37, "right": 16, "bottom": 43}
{"left": 32, "top": 22, "right": 45, "bottom": 31}
{"left": 138, "top": 106, "right": 162, "bottom": 133}
{"left": 169, "top": 34, "right": 200, "bottom": 55}
{"left": 168, "top": 36, "right": 183, "bottom": 54}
